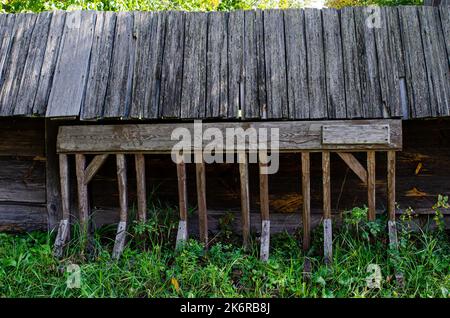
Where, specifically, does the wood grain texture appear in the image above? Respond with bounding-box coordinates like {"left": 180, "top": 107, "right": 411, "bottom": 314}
{"left": 239, "top": 152, "right": 250, "bottom": 249}
{"left": 227, "top": 11, "right": 244, "bottom": 119}
{"left": 46, "top": 120, "right": 62, "bottom": 229}
{"left": 259, "top": 160, "right": 270, "bottom": 221}
{"left": 323, "top": 218, "right": 332, "bottom": 265}
{"left": 439, "top": 6, "right": 450, "bottom": 66}
{"left": 367, "top": 151, "right": 376, "bottom": 221}
{"left": 75, "top": 154, "right": 90, "bottom": 242}
{"left": 176, "top": 160, "right": 188, "bottom": 221}
{"left": 322, "top": 151, "right": 331, "bottom": 219}
{"left": 301, "top": 152, "right": 311, "bottom": 251}
{"left": 387, "top": 151, "right": 396, "bottom": 221}
{"left": 0, "top": 118, "right": 45, "bottom": 156}
{"left": 116, "top": 154, "right": 128, "bottom": 223}
{"left": 337, "top": 152, "right": 368, "bottom": 183}
{"left": 135, "top": 154, "right": 147, "bottom": 222}
{"left": 196, "top": 159, "right": 208, "bottom": 245}
{"left": 322, "top": 124, "right": 390, "bottom": 144}
{"left": 0, "top": 14, "right": 16, "bottom": 91}
{"left": 84, "top": 154, "right": 109, "bottom": 184}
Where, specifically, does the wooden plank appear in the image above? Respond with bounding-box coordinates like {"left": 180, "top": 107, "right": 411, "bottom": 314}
{"left": 196, "top": 159, "right": 208, "bottom": 245}
{"left": 337, "top": 152, "right": 368, "bottom": 183}
{"left": 206, "top": 12, "right": 228, "bottom": 118}
{"left": 0, "top": 13, "right": 37, "bottom": 116}
{"left": 130, "top": 11, "right": 165, "bottom": 119}
{"left": 176, "top": 220, "right": 188, "bottom": 249}
{"left": 57, "top": 119, "right": 403, "bottom": 154}
{"left": 304, "top": 9, "right": 327, "bottom": 119}
{"left": 103, "top": 12, "right": 135, "bottom": 119}
{"left": 14, "top": 12, "right": 52, "bottom": 116}
{"left": 354, "top": 7, "right": 383, "bottom": 118}
{"left": 82, "top": 11, "right": 116, "bottom": 120}
{"left": 0, "top": 14, "right": 16, "bottom": 88}
{"left": 260, "top": 220, "right": 270, "bottom": 262}
{"left": 135, "top": 154, "right": 147, "bottom": 222}
{"left": 322, "top": 8, "right": 346, "bottom": 119}
{"left": 181, "top": 12, "right": 207, "bottom": 119}
{"left": 419, "top": 7, "right": 450, "bottom": 117}
{"left": 53, "top": 153, "right": 70, "bottom": 258}
{"left": 53, "top": 219, "right": 69, "bottom": 258}
{"left": 322, "top": 124, "right": 390, "bottom": 144}
{"left": 46, "top": 11, "right": 95, "bottom": 118}
{"left": 259, "top": 156, "right": 270, "bottom": 261}
{"left": 0, "top": 203, "right": 47, "bottom": 232}
{"left": 399, "top": 6, "right": 432, "bottom": 118}
{"left": 284, "top": 9, "right": 309, "bottom": 119}
{"left": 84, "top": 154, "right": 109, "bottom": 185}
{"left": 227, "top": 11, "right": 244, "bottom": 119}
{"left": 75, "top": 154, "right": 90, "bottom": 250}
{"left": 323, "top": 218, "right": 332, "bottom": 265}
{"left": 387, "top": 150, "right": 396, "bottom": 221}
{"left": 439, "top": 6, "right": 450, "bottom": 66}
{"left": 176, "top": 157, "right": 188, "bottom": 247}
{"left": 160, "top": 11, "right": 185, "bottom": 118}
{"left": 263, "top": 9, "right": 287, "bottom": 119}
{"left": 301, "top": 152, "right": 311, "bottom": 251}
{"left": 239, "top": 152, "right": 250, "bottom": 249}
{"left": 367, "top": 151, "right": 376, "bottom": 221}
{"left": 112, "top": 154, "right": 128, "bottom": 259}
{"left": 322, "top": 151, "right": 331, "bottom": 219}
{"left": 0, "top": 118, "right": 45, "bottom": 157}
{"left": 33, "top": 11, "right": 65, "bottom": 116}
{"left": 340, "top": 8, "right": 363, "bottom": 119}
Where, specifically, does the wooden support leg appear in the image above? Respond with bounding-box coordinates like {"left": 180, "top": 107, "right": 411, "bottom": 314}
{"left": 176, "top": 157, "right": 188, "bottom": 249}
{"left": 196, "top": 157, "right": 208, "bottom": 247}
{"left": 239, "top": 152, "right": 251, "bottom": 250}
{"left": 301, "top": 152, "right": 311, "bottom": 276}
{"left": 53, "top": 154, "right": 70, "bottom": 258}
{"left": 112, "top": 154, "right": 128, "bottom": 260}
{"left": 135, "top": 154, "right": 147, "bottom": 223}
{"left": 259, "top": 159, "right": 270, "bottom": 261}
{"left": 75, "top": 154, "right": 90, "bottom": 254}
{"left": 322, "top": 151, "right": 332, "bottom": 265}
{"left": 367, "top": 151, "right": 376, "bottom": 221}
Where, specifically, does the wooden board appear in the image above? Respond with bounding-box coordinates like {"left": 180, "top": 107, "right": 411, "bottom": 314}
{"left": 0, "top": 203, "right": 47, "bottom": 232}
{"left": 0, "top": 118, "right": 45, "bottom": 156}
{"left": 439, "top": 6, "right": 450, "bottom": 67}
{"left": 57, "top": 120, "right": 402, "bottom": 154}
{"left": 0, "top": 14, "right": 16, "bottom": 89}
{"left": 322, "top": 124, "right": 390, "bottom": 145}
{"left": 227, "top": 11, "right": 244, "bottom": 119}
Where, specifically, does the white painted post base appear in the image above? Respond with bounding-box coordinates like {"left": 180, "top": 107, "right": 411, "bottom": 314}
{"left": 260, "top": 220, "right": 270, "bottom": 262}
{"left": 323, "top": 218, "right": 333, "bottom": 265}
{"left": 112, "top": 221, "right": 127, "bottom": 260}
{"left": 175, "top": 220, "right": 188, "bottom": 249}
{"left": 53, "top": 219, "right": 69, "bottom": 258}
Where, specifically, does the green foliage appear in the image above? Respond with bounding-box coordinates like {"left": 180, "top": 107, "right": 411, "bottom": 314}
{"left": 325, "top": 0, "right": 423, "bottom": 9}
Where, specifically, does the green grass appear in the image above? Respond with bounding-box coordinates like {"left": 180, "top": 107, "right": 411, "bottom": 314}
{"left": 0, "top": 201, "right": 449, "bottom": 298}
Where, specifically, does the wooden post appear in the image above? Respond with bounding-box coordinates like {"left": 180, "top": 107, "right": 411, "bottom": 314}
{"left": 53, "top": 154, "right": 70, "bottom": 258}
{"left": 135, "top": 154, "right": 147, "bottom": 223}
{"left": 367, "top": 151, "right": 376, "bottom": 221}
{"left": 239, "top": 151, "right": 251, "bottom": 250}
{"left": 75, "top": 154, "right": 89, "bottom": 252}
{"left": 322, "top": 151, "right": 332, "bottom": 265}
{"left": 259, "top": 158, "right": 270, "bottom": 262}
{"left": 112, "top": 154, "right": 128, "bottom": 260}
{"left": 176, "top": 156, "right": 188, "bottom": 248}
{"left": 196, "top": 155, "right": 208, "bottom": 246}
{"left": 301, "top": 152, "right": 311, "bottom": 276}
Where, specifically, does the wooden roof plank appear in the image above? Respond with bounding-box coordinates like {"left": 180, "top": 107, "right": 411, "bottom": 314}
{"left": 181, "top": 12, "right": 207, "bottom": 119}
{"left": 46, "top": 11, "right": 96, "bottom": 118}
{"left": 160, "top": 11, "right": 185, "bottom": 119}
{"left": 284, "top": 9, "right": 309, "bottom": 120}
{"left": 81, "top": 11, "right": 116, "bottom": 120}
{"left": 0, "top": 14, "right": 16, "bottom": 113}
{"left": 32, "top": 11, "right": 65, "bottom": 116}
{"left": 227, "top": 10, "right": 244, "bottom": 119}
{"left": 206, "top": 12, "right": 229, "bottom": 118}
{"left": 14, "top": 12, "right": 52, "bottom": 116}
{"left": 439, "top": 5, "right": 450, "bottom": 67}
{"left": 305, "top": 8, "right": 327, "bottom": 119}
{"left": 322, "top": 8, "right": 346, "bottom": 119}
{"left": 103, "top": 12, "right": 135, "bottom": 119}
{"left": 263, "top": 9, "right": 288, "bottom": 119}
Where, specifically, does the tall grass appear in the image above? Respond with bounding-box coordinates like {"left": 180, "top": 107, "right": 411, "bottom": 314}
{"left": 0, "top": 202, "right": 449, "bottom": 298}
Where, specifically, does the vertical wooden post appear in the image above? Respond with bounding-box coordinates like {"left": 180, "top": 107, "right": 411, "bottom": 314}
{"left": 112, "top": 154, "right": 128, "bottom": 260}
{"left": 176, "top": 155, "right": 188, "bottom": 248}
{"left": 301, "top": 152, "right": 311, "bottom": 275}
{"left": 196, "top": 155, "right": 208, "bottom": 246}
{"left": 75, "top": 154, "right": 89, "bottom": 252}
{"left": 135, "top": 154, "right": 147, "bottom": 223}
{"left": 259, "top": 158, "right": 270, "bottom": 261}
{"left": 239, "top": 151, "right": 251, "bottom": 250}
{"left": 322, "top": 151, "right": 332, "bottom": 265}
{"left": 53, "top": 154, "right": 70, "bottom": 258}
{"left": 367, "top": 151, "right": 376, "bottom": 221}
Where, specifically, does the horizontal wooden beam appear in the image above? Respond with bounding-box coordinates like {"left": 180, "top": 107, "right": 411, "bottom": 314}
{"left": 57, "top": 120, "right": 402, "bottom": 154}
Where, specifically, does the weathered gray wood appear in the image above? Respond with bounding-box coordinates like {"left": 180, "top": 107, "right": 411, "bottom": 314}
{"left": 322, "top": 8, "right": 346, "bottom": 119}
{"left": 160, "top": 11, "right": 185, "bottom": 118}
{"left": 399, "top": 6, "right": 432, "bottom": 118}
{"left": 175, "top": 220, "right": 188, "bottom": 249}
{"left": 33, "top": 11, "right": 65, "bottom": 115}
{"left": 112, "top": 221, "right": 127, "bottom": 259}
{"left": 0, "top": 13, "right": 37, "bottom": 116}
{"left": 206, "top": 12, "right": 228, "bottom": 118}
{"left": 337, "top": 152, "right": 368, "bottom": 183}
{"left": 82, "top": 11, "right": 116, "bottom": 120}
{"left": 14, "top": 12, "right": 52, "bottom": 116}
{"left": 112, "top": 154, "right": 128, "bottom": 259}
{"left": 419, "top": 7, "right": 450, "bottom": 117}
{"left": 46, "top": 120, "right": 62, "bottom": 230}
{"left": 439, "top": 6, "right": 450, "bottom": 66}
{"left": 322, "top": 124, "right": 390, "bottom": 144}
{"left": 0, "top": 119, "right": 45, "bottom": 156}
{"left": 322, "top": 151, "right": 331, "bottom": 219}
{"left": 181, "top": 12, "right": 207, "bottom": 119}
{"left": 323, "top": 218, "right": 332, "bottom": 265}
{"left": 387, "top": 150, "right": 396, "bottom": 221}
{"left": 227, "top": 11, "right": 244, "bottom": 119}
{"left": 59, "top": 154, "right": 70, "bottom": 220}
{"left": 75, "top": 154, "right": 90, "bottom": 248}
{"left": 340, "top": 8, "right": 363, "bottom": 119}
{"left": 196, "top": 159, "right": 208, "bottom": 246}
{"left": 284, "top": 9, "right": 309, "bottom": 119}
{"left": 130, "top": 11, "right": 165, "bottom": 119}
{"left": 104, "top": 12, "right": 135, "bottom": 118}
{"left": 239, "top": 152, "right": 250, "bottom": 249}
{"left": 57, "top": 120, "right": 402, "bottom": 154}
{"left": 84, "top": 154, "right": 109, "bottom": 185}
{"left": 304, "top": 9, "right": 327, "bottom": 119}
{"left": 263, "top": 9, "right": 288, "bottom": 119}
{"left": 259, "top": 157, "right": 270, "bottom": 261}
{"left": 260, "top": 220, "right": 270, "bottom": 262}
{"left": 0, "top": 203, "right": 47, "bottom": 232}
{"left": 387, "top": 219, "right": 404, "bottom": 286}
{"left": 53, "top": 219, "right": 69, "bottom": 258}
{"left": 354, "top": 7, "right": 383, "bottom": 118}
{"left": 135, "top": 154, "right": 147, "bottom": 222}
{"left": 367, "top": 151, "right": 376, "bottom": 221}
{"left": 0, "top": 14, "right": 16, "bottom": 89}
{"left": 46, "top": 11, "right": 95, "bottom": 118}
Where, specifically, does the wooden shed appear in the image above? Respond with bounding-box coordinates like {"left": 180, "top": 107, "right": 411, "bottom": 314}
{"left": 0, "top": 7, "right": 449, "bottom": 258}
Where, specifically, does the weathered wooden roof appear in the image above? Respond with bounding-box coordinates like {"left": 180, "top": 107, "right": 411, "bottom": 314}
{"left": 0, "top": 6, "right": 448, "bottom": 120}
